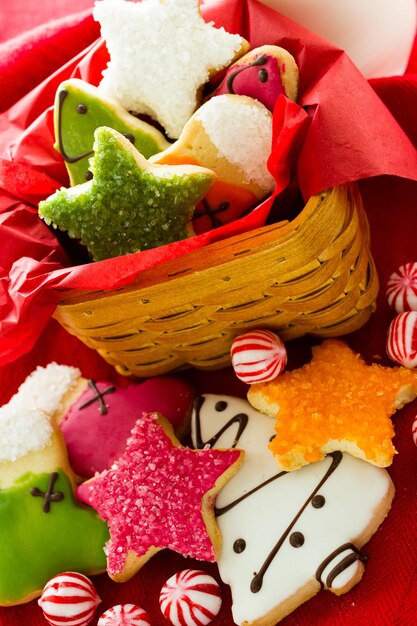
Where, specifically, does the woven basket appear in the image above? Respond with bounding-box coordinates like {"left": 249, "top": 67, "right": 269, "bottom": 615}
{"left": 54, "top": 183, "right": 379, "bottom": 377}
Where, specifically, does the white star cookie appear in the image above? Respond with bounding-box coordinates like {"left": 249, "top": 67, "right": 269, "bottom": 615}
{"left": 93, "top": 0, "right": 249, "bottom": 138}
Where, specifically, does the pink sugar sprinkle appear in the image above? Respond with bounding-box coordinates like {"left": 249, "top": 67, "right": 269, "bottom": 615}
{"left": 77, "top": 413, "right": 240, "bottom": 575}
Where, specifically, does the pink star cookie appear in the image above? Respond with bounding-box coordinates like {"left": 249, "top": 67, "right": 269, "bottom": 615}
{"left": 76, "top": 413, "right": 243, "bottom": 581}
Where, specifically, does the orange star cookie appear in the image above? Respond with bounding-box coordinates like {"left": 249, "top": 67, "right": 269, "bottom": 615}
{"left": 248, "top": 339, "right": 417, "bottom": 470}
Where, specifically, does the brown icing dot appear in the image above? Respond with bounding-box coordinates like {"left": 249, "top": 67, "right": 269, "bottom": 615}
{"left": 289, "top": 532, "right": 305, "bottom": 548}
{"left": 215, "top": 401, "right": 228, "bottom": 412}
{"left": 233, "top": 538, "right": 246, "bottom": 553}
{"left": 258, "top": 68, "right": 268, "bottom": 83}
{"left": 123, "top": 133, "right": 135, "bottom": 144}
{"left": 312, "top": 495, "right": 326, "bottom": 508}
{"left": 76, "top": 103, "right": 88, "bottom": 114}
{"left": 85, "top": 170, "right": 94, "bottom": 181}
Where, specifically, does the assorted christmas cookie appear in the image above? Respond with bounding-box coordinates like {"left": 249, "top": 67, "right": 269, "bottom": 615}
{"left": 215, "top": 44, "right": 299, "bottom": 109}
{"left": 159, "top": 569, "right": 222, "bottom": 626}
{"left": 76, "top": 412, "right": 244, "bottom": 582}
{"left": 230, "top": 329, "right": 287, "bottom": 384}
{"left": 386, "top": 311, "right": 417, "bottom": 369}
{"left": 386, "top": 262, "right": 417, "bottom": 313}
{"left": 94, "top": 0, "right": 249, "bottom": 138}
{"left": 152, "top": 94, "right": 274, "bottom": 232}
{"left": 248, "top": 339, "right": 417, "bottom": 470}
{"left": 191, "top": 394, "right": 395, "bottom": 626}
{"left": 38, "top": 572, "right": 101, "bottom": 626}
{"left": 54, "top": 78, "right": 169, "bottom": 185}
{"left": 58, "top": 375, "right": 196, "bottom": 477}
{"left": 0, "top": 389, "right": 109, "bottom": 606}
{"left": 39, "top": 127, "right": 215, "bottom": 261}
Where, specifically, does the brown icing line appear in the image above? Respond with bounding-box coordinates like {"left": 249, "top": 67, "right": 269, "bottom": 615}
{"left": 30, "top": 472, "right": 64, "bottom": 513}
{"left": 56, "top": 88, "right": 94, "bottom": 164}
{"left": 79, "top": 380, "right": 116, "bottom": 415}
{"left": 226, "top": 55, "right": 269, "bottom": 94}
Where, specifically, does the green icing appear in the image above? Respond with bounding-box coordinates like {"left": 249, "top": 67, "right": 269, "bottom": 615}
{"left": 0, "top": 470, "right": 109, "bottom": 604}
{"left": 40, "top": 126, "right": 215, "bottom": 261}
{"left": 55, "top": 79, "right": 169, "bottom": 185}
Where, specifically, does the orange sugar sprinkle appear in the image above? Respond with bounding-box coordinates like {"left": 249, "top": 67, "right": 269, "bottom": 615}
{"left": 251, "top": 340, "right": 417, "bottom": 468}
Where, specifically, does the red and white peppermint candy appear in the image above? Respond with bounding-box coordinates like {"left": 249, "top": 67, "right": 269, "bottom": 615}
{"left": 97, "top": 603, "right": 151, "bottom": 626}
{"left": 386, "top": 263, "right": 417, "bottom": 313}
{"left": 231, "top": 330, "right": 287, "bottom": 384}
{"left": 159, "top": 569, "right": 222, "bottom": 626}
{"left": 386, "top": 311, "right": 417, "bottom": 368}
{"left": 38, "top": 572, "right": 101, "bottom": 626}
{"left": 413, "top": 415, "right": 417, "bottom": 447}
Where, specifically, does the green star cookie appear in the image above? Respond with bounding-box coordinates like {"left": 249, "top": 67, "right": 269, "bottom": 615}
{"left": 54, "top": 78, "right": 170, "bottom": 186}
{"left": 39, "top": 126, "right": 216, "bottom": 261}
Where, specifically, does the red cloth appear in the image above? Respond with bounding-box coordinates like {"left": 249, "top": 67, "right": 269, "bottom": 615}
{"left": 0, "top": 2, "right": 417, "bottom": 626}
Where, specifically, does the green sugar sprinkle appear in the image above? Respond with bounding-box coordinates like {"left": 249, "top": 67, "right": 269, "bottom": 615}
{"left": 39, "top": 126, "right": 214, "bottom": 261}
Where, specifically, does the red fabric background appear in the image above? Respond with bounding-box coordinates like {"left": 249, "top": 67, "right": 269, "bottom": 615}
{"left": 0, "top": 2, "right": 416, "bottom": 626}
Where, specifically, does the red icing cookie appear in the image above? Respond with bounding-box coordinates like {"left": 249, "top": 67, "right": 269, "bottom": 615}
{"left": 76, "top": 412, "right": 243, "bottom": 582}
{"left": 215, "top": 44, "right": 299, "bottom": 111}
{"left": 60, "top": 377, "right": 196, "bottom": 478}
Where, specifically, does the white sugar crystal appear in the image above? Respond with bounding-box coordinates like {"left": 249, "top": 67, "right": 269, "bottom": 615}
{"left": 0, "top": 405, "right": 52, "bottom": 463}
{"left": 94, "top": 0, "right": 246, "bottom": 137}
{"left": 196, "top": 95, "right": 275, "bottom": 192}
{"left": 0, "top": 363, "right": 81, "bottom": 463}
{"left": 9, "top": 362, "right": 81, "bottom": 416}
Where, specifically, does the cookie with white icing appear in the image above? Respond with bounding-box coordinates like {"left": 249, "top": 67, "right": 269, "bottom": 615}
{"left": 152, "top": 94, "right": 274, "bottom": 232}
{"left": 0, "top": 367, "right": 109, "bottom": 606}
{"left": 191, "top": 395, "right": 394, "bottom": 626}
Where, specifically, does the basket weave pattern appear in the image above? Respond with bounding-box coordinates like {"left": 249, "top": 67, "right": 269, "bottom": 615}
{"left": 55, "top": 184, "right": 379, "bottom": 377}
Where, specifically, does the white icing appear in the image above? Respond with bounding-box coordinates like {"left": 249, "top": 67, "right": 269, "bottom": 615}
{"left": 0, "top": 363, "right": 81, "bottom": 462}
{"left": 195, "top": 95, "right": 275, "bottom": 192}
{"left": 94, "top": 0, "right": 246, "bottom": 138}
{"left": 191, "top": 395, "right": 393, "bottom": 626}
{"left": 0, "top": 405, "right": 52, "bottom": 463}
{"left": 11, "top": 362, "right": 81, "bottom": 417}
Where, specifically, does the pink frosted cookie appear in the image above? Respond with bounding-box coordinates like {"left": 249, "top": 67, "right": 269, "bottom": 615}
{"left": 231, "top": 330, "right": 287, "bottom": 384}
{"left": 60, "top": 376, "right": 196, "bottom": 477}
{"left": 159, "top": 569, "right": 222, "bottom": 626}
{"left": 38, "top": 572, "right": 101, "bottom": 626}
{"left": 97, "top": 603, "right": 151, "bottom": 626}
{"left": 215, "top": 44, "right": 299, "bottom": 110}
{"left": 76, "top": 412, "right": 243, "bottom": 582}
{"left": 386, "top": 262, "right": 417, "bottom": 313}
{"left": 386, "top": 311, "right": 417, "bottom": 368}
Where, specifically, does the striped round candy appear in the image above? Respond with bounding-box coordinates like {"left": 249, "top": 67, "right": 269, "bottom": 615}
{"left": 231, "top": 330, "right": 287, "bottom": 384}
{"left": 159, "top": 569, "right": 222, "bottom": 626}
{"left": 38, "top": 572, "right": 101, "bottom": 626}
{"left": 386, "top": 263, "right": 417, "bottom": 313}
{"left": 386, "top": 311, "right": 417, "bottom": 368}
{"left": 97, "top": 604, "right": 151, "bottom": 626}
{"left": 413, "top": 415, "right": 417, "bottom": 447}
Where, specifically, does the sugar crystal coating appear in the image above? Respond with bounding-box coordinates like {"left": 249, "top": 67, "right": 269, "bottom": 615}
{"left": 248, "top": 339, "right": 417, "bottom": 469}
{"left": 39, "top": 127, "right": 214, "bottom": 261}
{"left": 77, "top": 413, "right": 242, "bottom": 577}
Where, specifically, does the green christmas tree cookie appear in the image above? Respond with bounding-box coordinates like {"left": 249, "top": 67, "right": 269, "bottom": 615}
{"left": 39, "top": 126, "right": 216, "bottom": 261}
{"left": 54, "top": 78, "right": 170, "bottom": 185}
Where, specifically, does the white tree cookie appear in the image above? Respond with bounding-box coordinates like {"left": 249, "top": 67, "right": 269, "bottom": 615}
{"left": 191, "top": 395, "right": 395, "bottom": 626}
